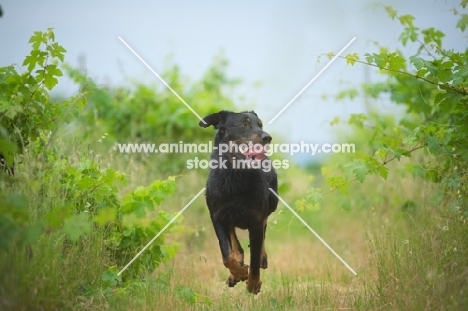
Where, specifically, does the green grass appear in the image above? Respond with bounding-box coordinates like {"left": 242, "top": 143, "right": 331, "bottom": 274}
{"left": 1, "top": 138, "right": 468, "bottom": 310}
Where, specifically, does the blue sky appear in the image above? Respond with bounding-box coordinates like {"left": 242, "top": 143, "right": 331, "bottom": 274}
{"left": 1, "top": 0, "right": 465, "bottom": 151}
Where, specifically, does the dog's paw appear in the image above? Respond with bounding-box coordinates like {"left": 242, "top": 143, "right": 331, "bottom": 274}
{"left": 246, "top": 279, "right": 262, "bottom": 294}
{"left": 230, "top": 263, "right": 249, "bottom": 281}
{"left": 226, "top": 275, "right": 240, "bottom": 287}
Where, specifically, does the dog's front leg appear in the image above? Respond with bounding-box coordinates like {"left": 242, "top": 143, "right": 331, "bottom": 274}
{"left": 246, "top": 224, "right": 264, "bottom": 294}
{"left": 211, "top": 218, "right": 248, "bottom": 286}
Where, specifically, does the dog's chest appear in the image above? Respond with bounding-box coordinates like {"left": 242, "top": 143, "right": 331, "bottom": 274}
{"left": 212, "top": 169, "right": 268, "bottom": 197}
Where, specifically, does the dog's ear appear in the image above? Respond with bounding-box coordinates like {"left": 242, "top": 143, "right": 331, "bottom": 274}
{"left": 199, "top": 111, "right": 229, "bottom": 129}
{"left": 199, "top": 113, "right": 220, "bottom": 128}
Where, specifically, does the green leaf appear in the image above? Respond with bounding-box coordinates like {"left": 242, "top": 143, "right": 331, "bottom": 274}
{"left": 28, "top": 31, "right": 47, "bottom": 50}
{"left": 456, "top": 14, "right": 468, "bottom": 32}
{"left": 426, "top": 136, "right": 440, "bottom": 151}
{"left": 131, "top": 201, "right": 146, "bottom": 217}
{"left": 45, "top": 205, "right": 73, "bottom": 229}
{"left": 22, "top": 55, "right": 37, "bottom": 73}
{"left": 348, "top": 113, "right": 367, "bottom": 128}
{"left": 160, "top": 244, "right": 179, "bottom": 260}
{"left": 47, "top": 42, "right": 67, "bottom": 62}
{"left": 46, "top": 28, "right": 55, "bottom": 42}
{"left": 395, "top": 148, "right": 411, "bottom": 159}
{"left": 148, "top": 177, "right": 177, "bottom": 205}
{"left": 403, "top": 135, "right": 417, "bottom": 146}
{"left": 336, "top": 88, "right": 358, "bottom": 100}
{"left": 306, "top": 187, "right": 323, "bottom": 206}
{"left": 388, "top": 53, "right": 406, "bottom": 71}
{"left": 410, "top": 56, "right": 424, "bottom": 70}
{"left": 62, "top": 214, "right": 92, "bottom": 242}
{"left": 43, "top": 64, "right": 63, "bottom": 90}
{"left": 438, "top": 69, "right": 452, "bottom": 83}
{"left": 345, "top": 53, "right": 359, "bottom": 65}
{"left": 414, "top": 58, "right": 438, "bottom": 77}
{"left": 23, "top": 50, "right": 47, "bottom": 73}
{"left": 2, "top": 104, "right": 22, "bottom": 119}
{"left": 122, "top": 226, "right": 134, "bottom": 237}
{"left": 399, "top": 27, "right": 419, "bottom": 46}
{"left": 421, "top": 28, "right": 445, "bottom": 47}
{"left": 0, "top": 138, "right": 17, "bottom": 166}
{"left": 75, "top": 175, "right": 96, "bottom": 190}
{"left": 295, "top": 187, "right": 322, "bottom": 212}
{"left": 295, "top": 198, "right": 306, "bottom": 213}
{"left": 94, "top": 207, "right": 117, "bottom": 226}
{"left": 364, "top": 53, "right": 374, "bottom": 64}
{"left": 325, "top": 175, "right": 348, "bottom": 193}
{"left": 5, "top": 106, "right": 23, "bottom": 120}
{"left": 377, "top": 165, "right": 389, "bottom": 179}
{"left": 329, "top": 116, "right": 340, "bottom": 126}
{"left": 384, "top": 6, "right": 397, "bottom": 19}
{"left": 399, "top": 14, "right": 415, "bottom": 27}
{"left": 102, "top": 266, "right": 121, "bottom": 288}
{"left": 369, "top": 53, "right": 384, "bottom": 68}
{"left": 345, "top": 159, "right": 369, "bottom": 183}
{"left": 362, "top": 83, "right": 389, "bottom": 98}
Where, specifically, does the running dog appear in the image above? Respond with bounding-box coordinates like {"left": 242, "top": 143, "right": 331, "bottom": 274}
{"left": 199, "top": 110, "right": 278, "bottom": 294}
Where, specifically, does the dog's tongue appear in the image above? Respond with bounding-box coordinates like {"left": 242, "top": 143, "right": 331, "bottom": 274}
{"left": 242, "top": 150, "right": 266, "bottom": 161}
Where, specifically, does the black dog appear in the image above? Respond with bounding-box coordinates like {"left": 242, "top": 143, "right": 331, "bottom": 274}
{"left": 199, "top": 110, "right": 278, "bottom": 294}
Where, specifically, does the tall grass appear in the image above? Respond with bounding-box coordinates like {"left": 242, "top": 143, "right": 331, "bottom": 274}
{"left": 1, "top": 135, "right": 467, "bottom": 310}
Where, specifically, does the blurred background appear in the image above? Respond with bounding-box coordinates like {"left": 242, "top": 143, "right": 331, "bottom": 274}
{"left": 1, "top": 0, "right": 464, "bottom": 158}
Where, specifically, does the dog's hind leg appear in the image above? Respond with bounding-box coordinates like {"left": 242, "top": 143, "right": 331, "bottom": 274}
{"left": 246, "top": 224, "right": 264, "bottom": 294}
{"left": 260, "top": 218, "right": 268, "bottom": 269}
{"left": 212, "top": 219, "right": 249, "bottom": 287}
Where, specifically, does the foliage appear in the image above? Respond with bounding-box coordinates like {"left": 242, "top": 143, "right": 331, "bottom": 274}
{"left": 64, "top": 55, "right": 238, "bottom": 173}
{"left": 0, "top": 29, "right": 184, "bottom": 309}
{"left": 0, "top": 28, "right": 85, "bottom": 165}
{"left": 311, "top": 4, "right": 468, "bottom": 215}
{"left": 0, "top": 29, "right": 72, "bottom": 251}
{"left": 38, "top": 150, "right": 180, "bottom": 279}
{"left": 32, "top": 147, "right": 181, "bottom": 281}
{"left": 294, "top": 176, "right": 322, "bottom": 212}
{"left": 295, "top": 2, "right": 468, "bottom": 309}
{"left": 0, "top": 194, "right": 30, "bottom": 250}
{"left": 110, "top": 176, "right": 180, "bottom": 279}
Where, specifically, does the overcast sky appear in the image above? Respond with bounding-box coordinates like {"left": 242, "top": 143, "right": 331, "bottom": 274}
{"left": 1, "top": 0, "right": 466, "bottom": 156}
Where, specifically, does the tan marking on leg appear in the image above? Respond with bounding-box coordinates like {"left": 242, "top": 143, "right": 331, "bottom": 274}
{"left": 246, "top": 274, "right": 262, "bottom": 294}
{"left": 230, "top": 229, "right": 244, "bottom": 263}
{"left": 223, "top": 256, "right": 248, "bottom": 282}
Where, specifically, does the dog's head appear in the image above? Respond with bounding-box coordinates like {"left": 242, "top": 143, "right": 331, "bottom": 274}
{"left": 200, "top": 110, "right": 272, "bottom": 162}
